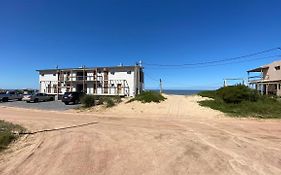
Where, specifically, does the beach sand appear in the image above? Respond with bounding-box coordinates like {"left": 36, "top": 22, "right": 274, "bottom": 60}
{"left": 0, "top": 95, "right": 281, "bottom": 175}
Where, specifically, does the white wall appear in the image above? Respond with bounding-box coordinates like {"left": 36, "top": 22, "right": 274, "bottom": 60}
{"left": 108, "top": 71, "right": 135, "bottom": 96}
{"left": 39, "top": 69, "right": 137, "bottom": 97}
{"left": 39, "top": 73, "right": 58, "bottom": 94}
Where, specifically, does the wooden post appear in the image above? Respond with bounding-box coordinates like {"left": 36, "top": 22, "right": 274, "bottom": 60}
{"left": 160, "top": 79, "right": 163, "bottom": 93}
{"left": 134, "top": 66, "right": 137, "bottom": 96}
{"left": 83, "top": 67, "right": 85, "bottom": 93}
{"left": 56, "top": 69, "right": 59, "bottom": 100}
{"left": 70, "top": 70, "right": 73, "bottom": 92}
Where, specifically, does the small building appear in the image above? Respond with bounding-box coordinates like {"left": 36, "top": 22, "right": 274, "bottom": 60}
{"left": 37, "top": 65, "right": 144, "bottom": 98}
{"left": 247, "top": 60, "right": 281, "bottom": 96}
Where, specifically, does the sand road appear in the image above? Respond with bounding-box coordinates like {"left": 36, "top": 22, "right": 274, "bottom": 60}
{"left": 0, "top": 95, "right": 281, "bottom": 175}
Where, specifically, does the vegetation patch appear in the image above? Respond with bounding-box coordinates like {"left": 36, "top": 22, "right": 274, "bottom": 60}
{"left": 128, "top": 91, "right": 166, "bottom": 103}
{"left": 0, "top": 120, "right": 25, "bottom": 151}
{"left": 198, "top": 85, "right": 281, "bottom": 118}
{"left": 81, "top": 95, "right": 121, "bottom": 108}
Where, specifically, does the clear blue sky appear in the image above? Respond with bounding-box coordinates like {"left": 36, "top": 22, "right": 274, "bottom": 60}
{"left": 1, "top": 0, "right": 281, "bottom": 90}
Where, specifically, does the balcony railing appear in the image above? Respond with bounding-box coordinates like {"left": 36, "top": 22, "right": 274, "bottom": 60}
{"left": 248, "top": 73, "right": 269, "bottom": 83}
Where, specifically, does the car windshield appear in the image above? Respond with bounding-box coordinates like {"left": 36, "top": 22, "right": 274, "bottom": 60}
{"left": 64, "top": 92, "right": 72, "bottom": 96}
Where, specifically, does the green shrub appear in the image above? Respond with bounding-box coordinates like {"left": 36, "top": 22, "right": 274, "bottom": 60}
{"left": 198, "top": 85, "right": 281, "bottom": 118}
{"left": 81, "top": 95, "right": 96, "bottom": 107}
{"left": 129, "top": 91, "right": 166, "bottom": 103}
{"left": 0, "top": 120, "right": 25, "bottom": 151}
{"left": 81, "top": 95, "right": 122, "bottom": 108}
{"left": 217, "top": 85, "right": 259, "bottom": 103}
{"left": 198, "top": 90, "right": 217, "bottom": 98}
{"left": 105, "top": 98, "right": 115, "bottom": 107}
{"left": 199, "top": 97, "right": 281, "bottom": 118}
{"left": 199, "top": 85, "right": 259, "bottom": 104}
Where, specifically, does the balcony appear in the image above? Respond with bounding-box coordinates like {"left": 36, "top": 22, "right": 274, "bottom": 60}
{"left": 248, "top": 73, "right": 269, "bottom": 84}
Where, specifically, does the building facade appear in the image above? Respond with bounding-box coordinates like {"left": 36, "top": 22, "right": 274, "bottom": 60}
{"left": 37, "top": 65, "right": 144, "bottom": 97}
{"left": 247, "top": 60, "right": 281, "bottom": 96}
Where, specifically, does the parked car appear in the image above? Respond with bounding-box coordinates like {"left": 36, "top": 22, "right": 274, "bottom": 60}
{"left": 0, "top": 91, "right": 23, "bottom": 102}
{"left": 62, "top": 92, "right": 84, "bottom": 105}
{"left": 22, "top": 93, "right": 54, "bottom": 103}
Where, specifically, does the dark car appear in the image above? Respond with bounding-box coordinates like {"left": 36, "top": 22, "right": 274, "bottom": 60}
{"left": 62, "top": 92, "right": 84, "bottom": 105}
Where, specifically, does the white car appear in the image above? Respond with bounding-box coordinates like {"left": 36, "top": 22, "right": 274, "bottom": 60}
{"left": 22, "top": 93, "right": 54, "bottom": 103}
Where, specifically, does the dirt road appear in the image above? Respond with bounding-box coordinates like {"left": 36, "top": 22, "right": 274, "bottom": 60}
{"left": 0, "top": 95, "right": 281, "bottom": 175}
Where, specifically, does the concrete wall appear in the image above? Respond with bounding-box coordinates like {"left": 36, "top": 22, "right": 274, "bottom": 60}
{"left": 263, "top": 61, "right": 281, "bottom": 81}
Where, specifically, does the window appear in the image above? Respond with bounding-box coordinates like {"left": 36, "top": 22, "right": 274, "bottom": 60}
{"left": 53, "top": 74, "right": 56, "bottom": 76}
{"left": 41, "top": 74, "right": 44, "bottom": 76}
{"left": 111, "top": 72, "right": 115, "bottom": 75}
{"left": 275, "top": 66, "right": 280, "bottom": 70}
{"left": 111, "top": 84, "right": 115, "bottom": 87}
{"left": 127, "top": 71, "right": 131, "bottom": 74}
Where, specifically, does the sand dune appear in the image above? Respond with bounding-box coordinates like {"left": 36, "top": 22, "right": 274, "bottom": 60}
{"left": 0, "top": 95, "right": 281, "bottom": 175}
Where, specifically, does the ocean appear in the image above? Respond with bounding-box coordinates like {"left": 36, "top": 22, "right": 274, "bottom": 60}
{"left": 149, "top": 89, "right": 203, "bottom": 95}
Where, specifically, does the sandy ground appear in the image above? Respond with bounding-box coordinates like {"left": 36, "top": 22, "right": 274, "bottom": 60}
{"left": 0, "top": 95, "right": 281, "bottom": 175}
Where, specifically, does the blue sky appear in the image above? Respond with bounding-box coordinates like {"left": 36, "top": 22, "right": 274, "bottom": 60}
{"left": 0, "top": 0, "right": 281, "bottom": 90}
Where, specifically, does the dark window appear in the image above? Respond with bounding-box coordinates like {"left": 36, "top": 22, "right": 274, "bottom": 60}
{"left": 275, "top": 66, "right": 280, "bottom": 70}
{"left": 53, "top": 74, "right": 56, "bottom": 76}
{"left": 127, "top": 71, "right": 131, "bottom": 74}
{"left": 41, "top": 74, "right": 44, "bottom": 76}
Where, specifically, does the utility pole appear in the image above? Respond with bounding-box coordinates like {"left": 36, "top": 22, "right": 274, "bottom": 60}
{"left": 56, "top": 65, "right": 59, "bottom": 101}
{"left": 82, "top": 65, "right": 85, "bottom": 93}
{"left": 160, "top": 78, "right": 163, "bottom": 93}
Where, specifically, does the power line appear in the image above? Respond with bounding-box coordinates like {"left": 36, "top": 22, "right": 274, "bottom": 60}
{"left": 144, "top": 47, "right": 281, "bottom": 67}
{"left": 145, "top": 73, "right": 159, "bottom": 82}
{"left": 144, "top": 54, "right": 281, "bottom": 69}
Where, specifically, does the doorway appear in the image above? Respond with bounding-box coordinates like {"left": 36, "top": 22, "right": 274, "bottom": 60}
{"left": 117, "top": 84, "right": 122, "bottom": 94}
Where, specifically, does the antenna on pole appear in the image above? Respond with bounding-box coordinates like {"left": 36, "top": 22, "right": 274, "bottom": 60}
{"left": 139, "top": 60, "right": 142, "bottom": 67}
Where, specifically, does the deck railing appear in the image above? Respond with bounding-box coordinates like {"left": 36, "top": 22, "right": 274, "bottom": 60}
{"left": 248, "top": 73, "right": 269, "bottom": 83}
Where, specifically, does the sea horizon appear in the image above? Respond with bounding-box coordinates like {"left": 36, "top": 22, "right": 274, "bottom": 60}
{"left": 147, "top": 89, "right": 205, "bottom": 95}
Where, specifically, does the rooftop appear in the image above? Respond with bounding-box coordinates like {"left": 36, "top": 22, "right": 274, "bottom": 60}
{"left": 37, "top": 65, "right": 142, "bottom": 72}
{"left": 247, "top": 60, "right": 281, "bottom": 72}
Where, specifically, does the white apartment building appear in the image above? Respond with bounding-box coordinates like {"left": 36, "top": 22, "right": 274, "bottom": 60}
{"left": 37, "top": 65, "right": 144, "bottom": 97}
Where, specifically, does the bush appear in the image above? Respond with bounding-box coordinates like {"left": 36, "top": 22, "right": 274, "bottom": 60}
{"left": 217, "top": 85, "right": 259, "bottom": 103}
{"left": 105, "top": 98, "right": 115, "bottom": 107}
{"left": 199, "top": 97, "right": 281, "bottom": 118}
{"left": 198, "top": 90, "right": 217, "bottom": 98}
{"left": 198, "top": 85, "right": 281, "bottom": 118}
{"left": 81, "top": 95, "right": 122, "bottom": 108}
{"left": 129, "top": 91, "right": 166, "bottom": 103}
{"left": 0, "top": 120, "right": 25, "bottom": 151}
{"left": 199, "top": 85, "right": 259, "bottom": 104}
{"left": 81, "top": 95, "right": 96, "bottom": 107}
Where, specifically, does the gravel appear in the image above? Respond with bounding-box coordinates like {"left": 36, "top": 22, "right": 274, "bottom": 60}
{"left": 0, "top": 100, "right": 81, "bottom": 111}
